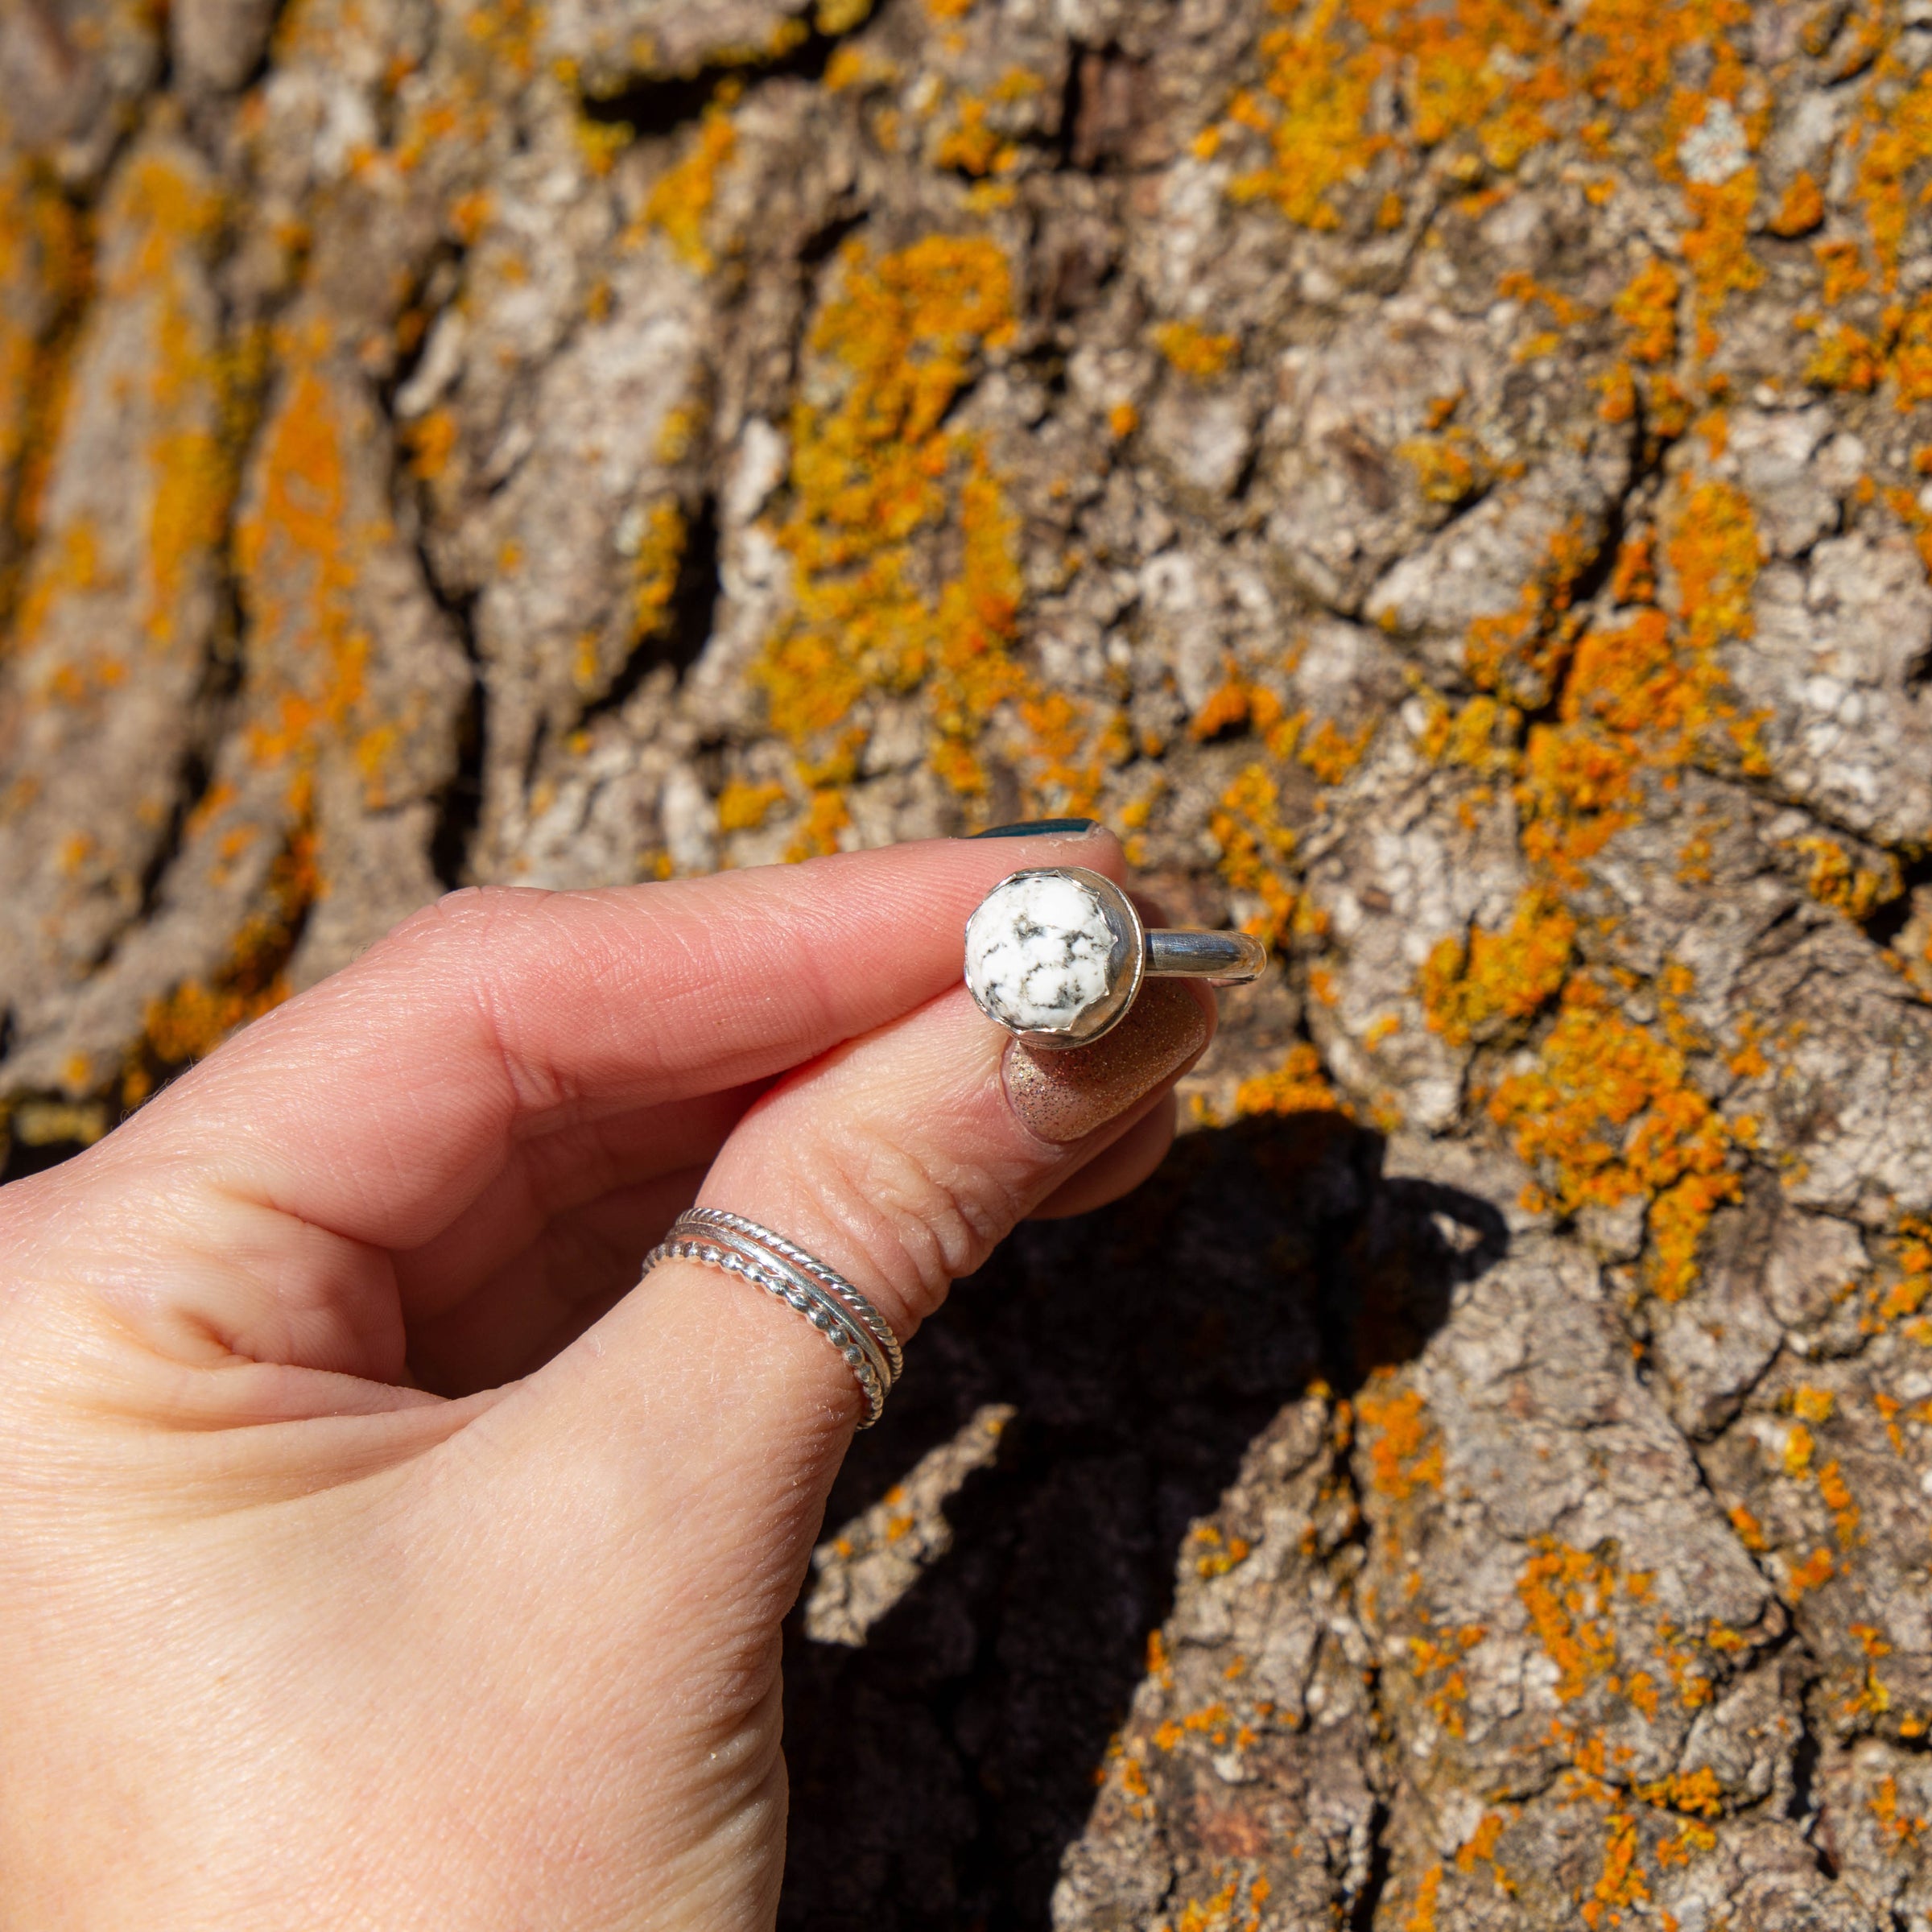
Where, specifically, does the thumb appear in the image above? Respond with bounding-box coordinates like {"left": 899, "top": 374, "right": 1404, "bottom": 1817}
{"left": 473, "top": 938, "right": 1213, "bottom": 1689}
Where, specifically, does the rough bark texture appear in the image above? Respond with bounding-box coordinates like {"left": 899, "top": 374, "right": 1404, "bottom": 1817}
{"left": 8, "top": 0, "right": 1932, "bottom": 1924}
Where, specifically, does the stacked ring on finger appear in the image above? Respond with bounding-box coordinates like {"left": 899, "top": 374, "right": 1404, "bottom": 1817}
{"left": 641, "top": 1208, "right": 902, "bottom": 1427}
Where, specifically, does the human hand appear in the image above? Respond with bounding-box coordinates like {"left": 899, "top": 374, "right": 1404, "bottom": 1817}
{"left": 0, "top": 828, "right": 1214, "bottom": 1930}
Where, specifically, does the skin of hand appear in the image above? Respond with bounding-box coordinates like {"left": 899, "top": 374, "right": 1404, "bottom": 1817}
{"left": 0, "top": 827, "right": 1216, "bottom": 1931}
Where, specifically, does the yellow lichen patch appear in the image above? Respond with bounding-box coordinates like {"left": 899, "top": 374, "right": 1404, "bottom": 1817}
{"left": 1803, "top": 318, "right": 1883, "bottom": 394}
{"left": 1612, "top": 259, "right": 1682, "bottom": 366}
{"left": 1488, "top": 978, "right": 1740, "bottom": 1299}
{"left": 1790, "top": 1385, "right": 1836, "bottom": 1425}
{"left": 1208, "top": 762, "right": 1302, "bottom": 944}
{"left": 1818, "top": 1459, "right": 1861, "bottom": 1549}
{"left": 1666, "top": 477, "right": 1758, "bottom": 651}
{"left": 1769, "top": 170, "right": 1825, "bottom": 238}
{"left": 1871, "top": 1773, "right": 1929, "bottom": 1852}
{"left": 1398, "top": 430, "right": 1483, "bottom": 506}
{"left": 1579, "top": 1810, "right": 1649, "bottom": 1930}
{"left": 1152, "top": 320, "right": 1238, "bottom": 380}
{"left": 1402, "top": 1864, "right": 1442, "bottom": 1932}
{"left": 1419, "top": 887, "right": 1575, "bottom": 1046}
{"left": 1784, "top": 1546, "right": 1835, "bottom": 1600}
{"left": 786, "top": 785, "right": 853, "bottom": 861}
{"left": 628, "top": 497, "right": 687, "bottom": 648}
{"left": 1232, "top": 1042, "right": 1348, "bottom": 1119}
{"left": 757, "top": 235, "right": 1028, "bottom": 803}
{"left": 644, "top": 104, "right": 737, "bottom": 272}
{"left": 1357, "top": 1377, "right": 1443, "bottom": 1501}
{"left": 1575, "top": 0, "right": 1749, "bottom": 115}
{"left": 1463, "top": 517, "right": 1592, "bottom": 706}
{"left": 1852, "top": 56, "right": 1932, "bottom": 290}
{"left": 1455, "top": 1811, "right": 1513, "bottom": 1887}
{"left": 1190, "top": 1523, "right": 1253, "bottom": 1578}
{"left": 934, "top": 93, "right": 1020, "bottom": 178}
{"left": 1517, "top": 1541, "right": 1619, "bottom": 1704}
{"left": 234, "top": 330, "right": 415, "bottom": 803}
{"left": 74, "top": 152, "right": 237, "bottom": 663}
{"left": 130, "top": 806, "right": 319, "bottom": 1091}
{"left": 1224, "top": 0, "right": 1569, "bottom": 232}
{"left": 716, "top": 778, "right": 786, "bottom": 832}
{"left": 237, "top": 353, "right": 366, "bottom": 764}
{"left": 1681, "top": 171, "right": 1762, "bottom": 348}
{"left": 0, "top": 180, "right": 90, "bottom": 648}
{"left": 1790, "top": 835, "right": 1900, "bottom": 923}
{"left": 402, "top": 406, "right": 457, "bottom": 480}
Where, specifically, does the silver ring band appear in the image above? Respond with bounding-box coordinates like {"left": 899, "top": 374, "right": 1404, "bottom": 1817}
{"left": 641, "top": 1211, "right": 902, "bottom": 1428}
{"left": 1144, "top": 927, "right": 1268, "bottom": 982}
{"left": 677, "top": 1207, "right": 905, "bottom": 1384}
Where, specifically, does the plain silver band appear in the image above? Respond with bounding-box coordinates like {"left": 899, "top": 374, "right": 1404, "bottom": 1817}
{"left": 679, "top": 1206, "right": 904, "bottom": 1383}
{"left": 1145, "top": 928, "right": 1268, "bottom": 984}
{"left": 642, "top": 1212, "right": 902, "bottom": 1428}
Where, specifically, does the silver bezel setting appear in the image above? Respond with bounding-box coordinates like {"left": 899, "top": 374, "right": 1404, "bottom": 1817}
{"left": 963, "top": 865, "right": 1146, "bottom": 1052}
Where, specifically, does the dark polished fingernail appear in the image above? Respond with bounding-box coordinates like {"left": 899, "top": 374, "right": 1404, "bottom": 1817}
{"left": 971, "top": 818, "right": 1102, "bottom": 840}
{"left": 1003, "top": 980, "right": 1208, "bottom": 1144}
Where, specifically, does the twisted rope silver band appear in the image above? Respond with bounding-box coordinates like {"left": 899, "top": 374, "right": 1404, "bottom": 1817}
{"left": 678, "top": 1207, "right": 905, "bottom": 1385}
{"left": 642, "top": 1211, "right": 901, "bottom": 1428}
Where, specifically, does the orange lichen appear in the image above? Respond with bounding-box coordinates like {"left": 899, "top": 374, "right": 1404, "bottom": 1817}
{"left": 757, "top": 235, "right": 1031, "bottom": 803}
{"left": 1666, "top": 478, "right": 1758, "bottom": 651}
{"left": 1233, "top": 1042, "right": 1348, "bottom": 1119}
{"left": 1464, "top": 516, "right": 1592, "bottom": 704}
{"left": 1403, "top": 1864, "right": 1442, "bottom": 1932}
{"left": 402, "top": 407, "right": 457, "bottom": 480}
{"left": 1224, "top": 0, "right": 1569, "bottom": 232}
{"left": 1790, "top": 834, "right": 1900, "bottom": 922}
{"left": 1191, "top": 1523, "right": 1253, "bottom": 1578}
{"left": 628, "top": 498, "right": 687, "bottom": 648}
{"left": 1152, "top": 320, "right": 1239, "bottom": 380}
{"left": 1871, "top": 1773, "right": 1929, "bottom": 1852}
{"left": 1399, "top": 431, "right": 1481, "bottom": 506}
{"left": 1579, "top": 1810, "right": 1649, "bottom": 1929}
{"left": 1769, "top": 171, "right": 1825, "bottom": 238}
{"left": 1852, "top": 56, "right": 1932, "bottom": 289}
{"left": 1790, "top": 1385, "right": 1836, "bottom": 1425}
{"left": 235, "top": 340, "right": 386, "bottom": 783}
{"left": 132, "top": 803, "right": 319, "bottom": 1088}
{"left": 1785, "top": 1547, "right": 1835, "bottom": 1600}
{"left": 1488, "top": 978, "right": 1740, "bottom": 1299}
{"left": 1818, "top": 1459, "right": 1861, "bottom": 1548}
{"left": 934, "top": 94, "right": 1018, "bottom": 177}
{"left": 1209, "top": 762, "right": 1302, "bottom": 945}
{"left": 716, "top": 778, "right": 786, "bottom": 832}
{"left": 1518, "top": 1540, "right": 1618, "bottom": 1703}
{"left": 1681, "top": 171, "right": 1762, "bottom": 346}
{"left": 1419, "top": 888, "right": 1575, "bottom": 1046}
{"left": 1803, "top": 319, "right": 1883, "bottom": 393}
{"left": 644, "top": 105, "right": 738, "bottom": 272}
{"left": 1357, "top": 1378, "right": 1443, "bottom": 1501}
{"left": 1613, "top": 260, "right": 1682, "bottom": 365}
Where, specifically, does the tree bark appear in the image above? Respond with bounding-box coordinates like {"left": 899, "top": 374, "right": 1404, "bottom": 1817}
{"left": 5, "top": 0, "right": 1932, "bottom": 1923}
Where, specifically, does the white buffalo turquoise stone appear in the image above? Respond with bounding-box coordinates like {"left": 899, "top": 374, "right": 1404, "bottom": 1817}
{"left": 964, "top": 872, "right": 1118, "bottom": 1033}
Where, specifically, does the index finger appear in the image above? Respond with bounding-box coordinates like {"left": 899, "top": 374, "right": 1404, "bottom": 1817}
{"left": 66, "top": 828, "right": 1124, "bottom": 1256}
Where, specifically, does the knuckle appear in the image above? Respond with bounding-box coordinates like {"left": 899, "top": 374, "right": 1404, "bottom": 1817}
{"left": 812, "top": 1129, "right": 1018, "bottom": 1317}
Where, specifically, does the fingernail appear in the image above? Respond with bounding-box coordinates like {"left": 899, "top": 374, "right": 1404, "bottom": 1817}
{"left": 971, "top": 818, "right": 1102, "bottom": 840}
{"left": 1003, "top": 980, "right": 1208, "bottom": 1144}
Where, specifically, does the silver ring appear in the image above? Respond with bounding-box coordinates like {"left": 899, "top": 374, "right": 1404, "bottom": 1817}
{"left": 964, "top": 865, "right": 1266, "bottom": 1051}
{"left": 641, "top": 1210, "right": 902, "bottom": 1427}
{"left": 677, "top": 1207, "right": 904, "bottom": 1385}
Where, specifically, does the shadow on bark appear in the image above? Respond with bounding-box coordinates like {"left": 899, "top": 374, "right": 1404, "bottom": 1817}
{"left": 779, "top": 1110, "right": 1509, "bottom": 1931}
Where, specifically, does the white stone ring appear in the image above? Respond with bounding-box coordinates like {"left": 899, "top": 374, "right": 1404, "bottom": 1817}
{"left": 964, "top": 866, "right": 1268, "bottom": 1051}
